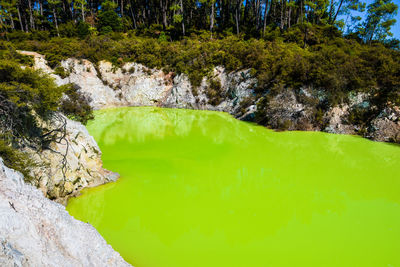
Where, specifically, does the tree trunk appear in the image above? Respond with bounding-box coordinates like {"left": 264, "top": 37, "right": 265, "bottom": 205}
{"left": 332, "top": 0, "right": 344, "bottom": 24}
{"left": 368, "top": 24, "right": 377, "bottom": 44}
{"left": 210, "top": 0, "right": 215, "bottom": 38}
{"left": 235, "top": 0, "right": 240, "bottom": 35}
{"left": 256, "top": 0, "right": 261, "bottom": 29}
{"left": 161, "top": 0, "right": 168, "bottom": 29}
{"left": 180, "top": 0, "right": 185, "bottom": 35}
{"left": 17, "top": 5, "right": 24, "bottom": 31}
{"left": 0, "top": 14, "right": 9, "bottom": 41}
{"left": 262, "top": 0, "right": 269, "bottom": 37}
{"left": 40, "top": 0, "right": 43, "bottom": 16}
{"left": 53, "top": 9, "right": 60, "bottom": 37}
{"left": 27, "top": 0, "right": 35, "bottom": 30}
{"left": 69, "top": 2, "right": 74, "bottom": 21}
{"left": 280, "top": 0, "right": 284, "bottom": 29}
{"left": 130, "top": 4, "right": 137, "bottom": 29}
{"left": 121, "top": 0, "right": 124, "bottom": 16}
{"left": 10, "top": 14, "right": 15, "bottom": 30}
{"left": 300, "top": 0, "right": 303, "bottom": 23}
{"left": 24, "top": 16, "right": 29, "bottom": 32}
{"left": 81, "top": 2, "right": 85, "bottom": 22}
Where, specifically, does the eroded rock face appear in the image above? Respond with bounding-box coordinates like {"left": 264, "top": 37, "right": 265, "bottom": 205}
{"left": 257, "top": 89, "right": 316, "bottom": 131}
{"left": 0, "top": 158, "right": 131, "bottom": 267}
{"left": 19, "top": 51, "right": 399, "bottom": 146}
{"left": 18, "top": 51, "right": 256, "bottom": 115}
{"left": 369, "top": 106, "right": 400, "bottom": 142}
{"left": 24, "top": 114, "right": 118, "bottom": 205}
{"left": 324, "top": 105, "right": 355, "bottom": 135}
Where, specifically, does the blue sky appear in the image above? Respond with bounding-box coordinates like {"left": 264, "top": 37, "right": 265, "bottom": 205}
{"left": 388, "top": 0, "right": 400, "bottom": 38}
{"left": 354, "top": 0, "right": 400, "bottom": 39}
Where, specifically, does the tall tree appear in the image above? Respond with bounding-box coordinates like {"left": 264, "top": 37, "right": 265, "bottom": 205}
{"left": 362, "top": 0, "right": 398, "bottom": 43}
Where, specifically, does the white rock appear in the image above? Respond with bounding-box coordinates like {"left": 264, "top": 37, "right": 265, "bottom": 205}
{"left": 0, "top": 158, "right": 131, "bottom": 267}
{"left": 24, "top": 113, "right": 117, "bottom": 204}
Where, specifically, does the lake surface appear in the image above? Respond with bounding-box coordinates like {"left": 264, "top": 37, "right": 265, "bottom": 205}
{"left": 67, "top": 107, "right": 400, "bottom": 267}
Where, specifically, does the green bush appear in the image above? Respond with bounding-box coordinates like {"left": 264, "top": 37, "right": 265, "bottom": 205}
{"left": 0, "top": 139, "right": 35, "bottom": 181}
{"left": 77, "top": 22, "right": 91, "bottom": 39}
{"left": 206, "top": 77, "right": 223, "bottom": 106}
{"left": 54, "top": 66, "right": 69, "bottom": 78}
{"left": 8, "top": 30, "right": 399, "bottom": 129}
{"left": 60, "top": 84, "right": 94, "bottom": 125}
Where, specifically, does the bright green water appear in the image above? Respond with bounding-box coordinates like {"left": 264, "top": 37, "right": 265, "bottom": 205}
{"left": 67, "top": 107, "right": 400, "bottom": 267}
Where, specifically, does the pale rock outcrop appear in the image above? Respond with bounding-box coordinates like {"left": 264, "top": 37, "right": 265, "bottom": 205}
{"left": 18, "top": 51, "right": 54, "bottom": 75}
{"left": 162, "top": 74, "right": 197, "bottom": 109}
{"left": 258, "top": 89, "right": 316, "bottom": 131}
{"left": 324, "top": 105, "right": 355, "bottom": 135}
{"left": 18, "top": 50, "right": 256, "bottom": 114}
{"left": 18, "top": 51, "right": 399, "bottom": 144}
{"left": 0, "top": 158, "right": 130, "bottom": 267}
{"left": 60, "top": 59, "right": 122, "bottom": 109}
{"left": 101, "top": 61, "right": 173, "bottom": 106}
{"left": 369, "top": 106, "right": 400, "bottom": 142}
{"left": 24, "top": 113, "right": 118, "bottom": 205}
{"left": 190, "top": 67, "right": 257, "bottom": 114}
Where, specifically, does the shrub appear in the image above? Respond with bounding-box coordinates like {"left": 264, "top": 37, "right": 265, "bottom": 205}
{"left": 59, "top": 21, "right": 78, "bottom": 37}
{"left": 0, "top": 139, "right": 35, "bottom": 181}
{"left": 60, "top": 84, "right": 94, "bottom": 125}
{"left": 206, "top": 77, "right": 223, "bottom": 106}
{"left": 77, "top": 22, "right": 91, "bottom": 39}
{"left": 97, "top": 1, "right": 123, "bottom": 33}
{"left": 54, "top": 66, "right": 69, "bottom": 78}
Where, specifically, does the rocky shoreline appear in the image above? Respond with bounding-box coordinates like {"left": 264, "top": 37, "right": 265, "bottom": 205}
{"left": 0, "top": 51, "right": 398, "bottom": 266}
{"left": 0, "top": 158, "right": 130, "bottom": 266}
{"left": 21, "top": 50, "right": 400, "bottom": 143}
{"left": 15, "top": 49, "right": 400, "bottom": 203}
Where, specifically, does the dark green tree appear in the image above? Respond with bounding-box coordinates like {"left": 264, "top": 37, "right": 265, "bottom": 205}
{"left": 97, "top": 0, "right": 123, "bottom": 33}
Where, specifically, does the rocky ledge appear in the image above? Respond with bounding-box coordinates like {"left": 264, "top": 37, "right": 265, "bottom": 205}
{"left": 0, "top": 51, "right": 396, "bottom": 266}
{"left": 0, "top": 158, "right": 130, "bottom": 266}
{"left": 24, "top": 113, "right": 119, "bottom": 205}
{"left": 19, "top": 51, "right": 400, "bottom": 144}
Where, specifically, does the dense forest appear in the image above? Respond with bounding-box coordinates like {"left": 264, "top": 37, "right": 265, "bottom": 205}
{"left": 0, "top": 0, "right": 399, "bottom": 175}
{"left": 0, "top": 0, "right": 398, "bottom": 43}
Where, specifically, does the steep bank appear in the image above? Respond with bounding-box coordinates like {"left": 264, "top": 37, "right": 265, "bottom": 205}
{"left": 20, "top": 51, "right": 400, "bottom": 143}
{"left": 23, "top": 113, "right": 119, "bottom": 205}
{"left": 0, "top": 157, "right": 130, "bottom": 266}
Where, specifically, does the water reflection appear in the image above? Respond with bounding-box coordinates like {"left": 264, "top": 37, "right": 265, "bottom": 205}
{"left": 68, "top": 107, "right": 400, "bottom": 267}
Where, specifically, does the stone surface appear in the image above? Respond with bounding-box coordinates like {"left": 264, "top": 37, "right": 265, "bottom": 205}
{"left": 369, "top": 106, "right": 400, "bottom": 142}
{"left": 18, "top": 51, "right": 256, "bottom": 114}
{"left": 23, "top": 113, "right": 118, "bottom": 205}
{"left": 19, "top": 50, "right": 400, "bottom": 145}
{"left": 0, "top": 157, "right": 131, "bottom": 267}
{"left": 324, "top": 105, "right": 355, "bottom": 135}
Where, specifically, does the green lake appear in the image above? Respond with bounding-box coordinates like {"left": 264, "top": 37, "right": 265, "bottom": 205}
{"left": 67, "top": 107, "right": 400, "bottom": 267}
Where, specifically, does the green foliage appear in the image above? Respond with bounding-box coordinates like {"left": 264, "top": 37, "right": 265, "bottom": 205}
{"left": 54, "top": 66, "right": 69, "bottom": 78}
{"left": 3, "top": 24, "right": 399, "bottom": 139}
{"left": 0, "top": 41, "right": 34, "bottom": 66}
{"left": 0, "top": 139, "right": 35, "bottom": 181}
{"left": 98, "top": 1, "right": 123, "bottom": 34}
{"left": 0, "top": 59, "right": 64, "bottom": 117}
{"left": 0, "top": 45, "right": 96, "bottom": 176}
{"left": 59, "top": 21, "right": 79, "bottom": 38}
{"left": 206, "top": 77, "right": 223, "bottom": 105}
{"left": 60, "top": 84, "right": 94, "bottom": 125}
{"left": 77, "top": 22, "right": 91, "bottom": 39}
{"left": 361, "top": 0, "right": 398, "bottom": 43}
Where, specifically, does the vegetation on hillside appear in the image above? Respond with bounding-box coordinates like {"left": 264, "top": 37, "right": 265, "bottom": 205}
{"left": 0, "top": 0, "right": 398, "bottom": 44}
{"left": 0, "top": 0, "right": 399, "bottom": 173}
{"left": 0, "top": 43, "right": 93, "bottom": 178}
